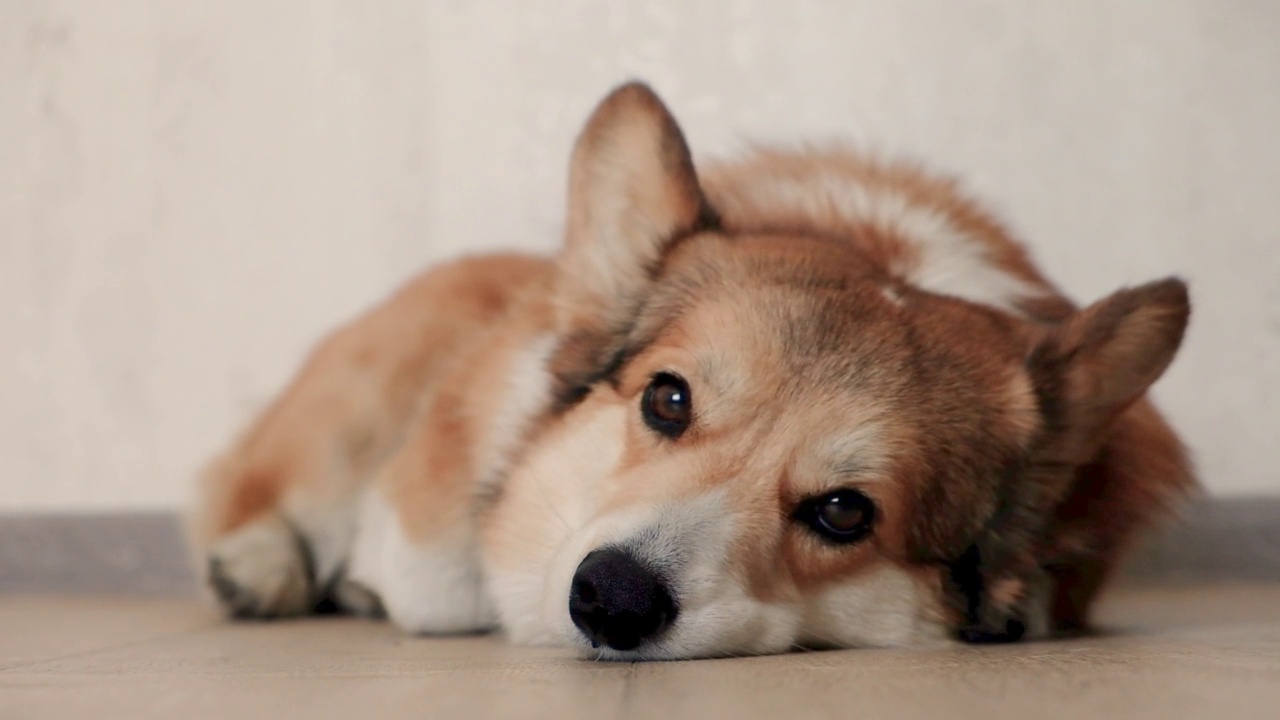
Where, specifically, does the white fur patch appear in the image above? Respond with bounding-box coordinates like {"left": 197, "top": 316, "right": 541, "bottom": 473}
{"left": 889, "top": 203, "right": 1041, "bottom": 314}
{"left": 473, "top": 333, "right": 557, "bottom": 496}
{"left": 880, "top": 284, "right": 906, "bottom": 307}
{"left": 483, "top": 403, "right": 630, "bottom": 646}
{"left": 731, "top": 170, "right": 1044, "bottom": 315}
{"left": 347, "top": 489, "right": 496, "bottom": 634}
{"left": 799, "top": 564, "right": 948, "bottom": 649}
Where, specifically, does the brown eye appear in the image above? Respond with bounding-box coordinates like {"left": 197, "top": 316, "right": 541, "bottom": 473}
{"left": 641, "top": 373, "right": 692, "bottom": 439}
{"left": 797, "top": 489, "right": 876, "bottom": 544}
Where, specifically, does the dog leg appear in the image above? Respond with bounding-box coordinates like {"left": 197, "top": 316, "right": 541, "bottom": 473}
{"left": 346, "top": 488, "right": 497, "bottom": 634}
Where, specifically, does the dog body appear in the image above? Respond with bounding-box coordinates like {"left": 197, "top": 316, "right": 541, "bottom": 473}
{"left": 194, "top": 83, "right": 1194, "bottom": 659}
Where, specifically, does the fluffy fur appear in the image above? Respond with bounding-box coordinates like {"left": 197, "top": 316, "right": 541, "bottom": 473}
{"left": 192, "top": 82, "right": 1194, "bottom": 660}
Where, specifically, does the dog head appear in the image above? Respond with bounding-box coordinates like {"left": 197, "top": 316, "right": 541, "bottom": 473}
{"left": 481, "top": 83, "right": 1190, "bottom": 659}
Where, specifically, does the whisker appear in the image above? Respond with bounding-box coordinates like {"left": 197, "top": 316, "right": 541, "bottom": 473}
{"left": 529, "top": 467, "right": 573, "bottom": 533}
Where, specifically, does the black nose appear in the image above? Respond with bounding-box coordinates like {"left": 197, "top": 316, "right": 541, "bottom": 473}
{"left": 568, "top": 549, "right": 678, "bottom": 651}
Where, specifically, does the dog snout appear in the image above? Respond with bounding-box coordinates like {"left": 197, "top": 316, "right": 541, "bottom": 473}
{"left": 568, "top": 548, "right": 678, "bottom": 651}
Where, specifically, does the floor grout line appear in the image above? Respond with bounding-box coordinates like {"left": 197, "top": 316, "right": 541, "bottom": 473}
{"left": 0, "top": 620, "right": 220, "bottom": 674}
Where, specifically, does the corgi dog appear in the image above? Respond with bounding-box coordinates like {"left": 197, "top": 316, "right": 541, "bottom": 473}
{"left": 192, "top": 82, "right": 1194, "bottom": 659}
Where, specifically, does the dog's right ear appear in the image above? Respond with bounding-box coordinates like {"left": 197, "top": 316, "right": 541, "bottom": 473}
{"left": 548, "top": 82, "right": 716, "bottom": 407}
{"left": 554, "top": 81, "right": 715, "bottom": 338}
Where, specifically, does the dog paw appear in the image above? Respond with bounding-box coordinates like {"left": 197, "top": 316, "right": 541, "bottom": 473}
{"left": 327, "top": 577, "right": 386, "bottom": 619}
{"left": 206, "top": 514, "right": 313, "bottom": 619}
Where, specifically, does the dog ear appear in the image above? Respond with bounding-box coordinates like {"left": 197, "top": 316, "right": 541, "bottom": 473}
{"left": 554, "top": 81, "right": 715, "bottom": 338}
{"left": 546, "top": 83, "right": 716, "bottom": 408}
{"left": 1028, "top": 278, "right": 1190, "bottom": 459}
{"left": 947, "top": 279, "right": 1190, "bottom": 642}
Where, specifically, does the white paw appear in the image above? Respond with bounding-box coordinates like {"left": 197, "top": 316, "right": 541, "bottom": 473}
{"left": 206, "top": 514, "right": 313, "bottom": 618}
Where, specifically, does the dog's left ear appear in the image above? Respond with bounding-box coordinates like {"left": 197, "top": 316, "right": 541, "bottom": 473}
{"left": 949, "top": 279, "right": 1190, "bottom": 643}
{"left": 1029, "top": 278, "right": 1190, "bottom": 458}
{"left": 554, "top": 81, "right": 715, "bottom": 338}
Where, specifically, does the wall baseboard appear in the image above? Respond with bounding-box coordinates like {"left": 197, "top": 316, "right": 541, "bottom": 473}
{"left": 1, "top": 497, "right": 1277, "bottom": 595}
{"left": 1117, "top": 496, "right": 1280, "bottom": 584}
{"left": 0, "top": 512, "right": 194, "bottom": 595}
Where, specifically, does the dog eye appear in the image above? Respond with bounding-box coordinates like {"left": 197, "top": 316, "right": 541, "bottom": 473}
{"left": 641, "top": 372, "right": 692, "bottom": 439}
{"left": 797, "top": 489, "right": 876, "bottom": 544}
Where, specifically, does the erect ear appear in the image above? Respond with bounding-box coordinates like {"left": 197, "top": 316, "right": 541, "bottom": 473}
{"left": 944, "top": 279, "right": 1188, "bottom": 643}
{"left": 554, "top": 81, "right": 716, "bottom": 338}
{"left": 1028, "top": 278, "right": 1190, "bottom": 457}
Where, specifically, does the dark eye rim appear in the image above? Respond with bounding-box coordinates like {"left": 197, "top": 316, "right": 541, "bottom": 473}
{"left": 795, "top": 488, "right": 878, "bottom": 545}
{"left": 641, "top": 372, "right": 692, "bottom": 439}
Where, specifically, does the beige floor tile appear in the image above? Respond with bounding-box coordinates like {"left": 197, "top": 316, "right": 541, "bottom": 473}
{"left": 8, "top": 618, "right": 585, "bottom": 677}
{"left": 621, "top": 628, "right": 1280, "bottom": 720}
{"left": 0, "top": 595, "right": 212, "bottom": 670}
{"left": 1, "top": 584, "right": 1278, "bottom": 720}
{"left": 0, "top": 671, "right": 630, "bottom": 720}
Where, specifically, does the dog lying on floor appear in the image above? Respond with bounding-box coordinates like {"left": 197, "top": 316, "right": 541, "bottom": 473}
{"left": 192, "top": 82, "right": 1194, "bottom": 660}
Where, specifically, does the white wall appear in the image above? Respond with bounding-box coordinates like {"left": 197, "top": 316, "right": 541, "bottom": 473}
{"left": 2, "top": 0, "right": 1277, "bottom": 511}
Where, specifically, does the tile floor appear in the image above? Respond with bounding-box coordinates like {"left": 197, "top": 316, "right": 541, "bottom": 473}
{"left": 2, "top": 584, "right": 1278, "bottom": 719}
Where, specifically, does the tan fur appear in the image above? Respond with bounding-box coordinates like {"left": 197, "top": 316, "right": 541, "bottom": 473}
{"left": 194, "top": 254, "right": 548, "bottom": 539}
{"left": 193, "top": 82, "right": 1194, "bottom": 655}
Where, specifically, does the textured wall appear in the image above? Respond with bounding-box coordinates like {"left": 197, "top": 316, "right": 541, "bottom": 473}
{"left": 2, "top": 0, "right": 1277, "bottom": 510}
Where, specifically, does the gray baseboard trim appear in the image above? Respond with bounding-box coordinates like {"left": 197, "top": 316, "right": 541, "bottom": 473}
{"left": 1121, "top": 496, "right": 1280, "bottom": 584}
{"left": 1, "top": 498, "right": 1277, "bottom": 595}
{"left": 0, "top": 512, "right": 199, "bottom": 595}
